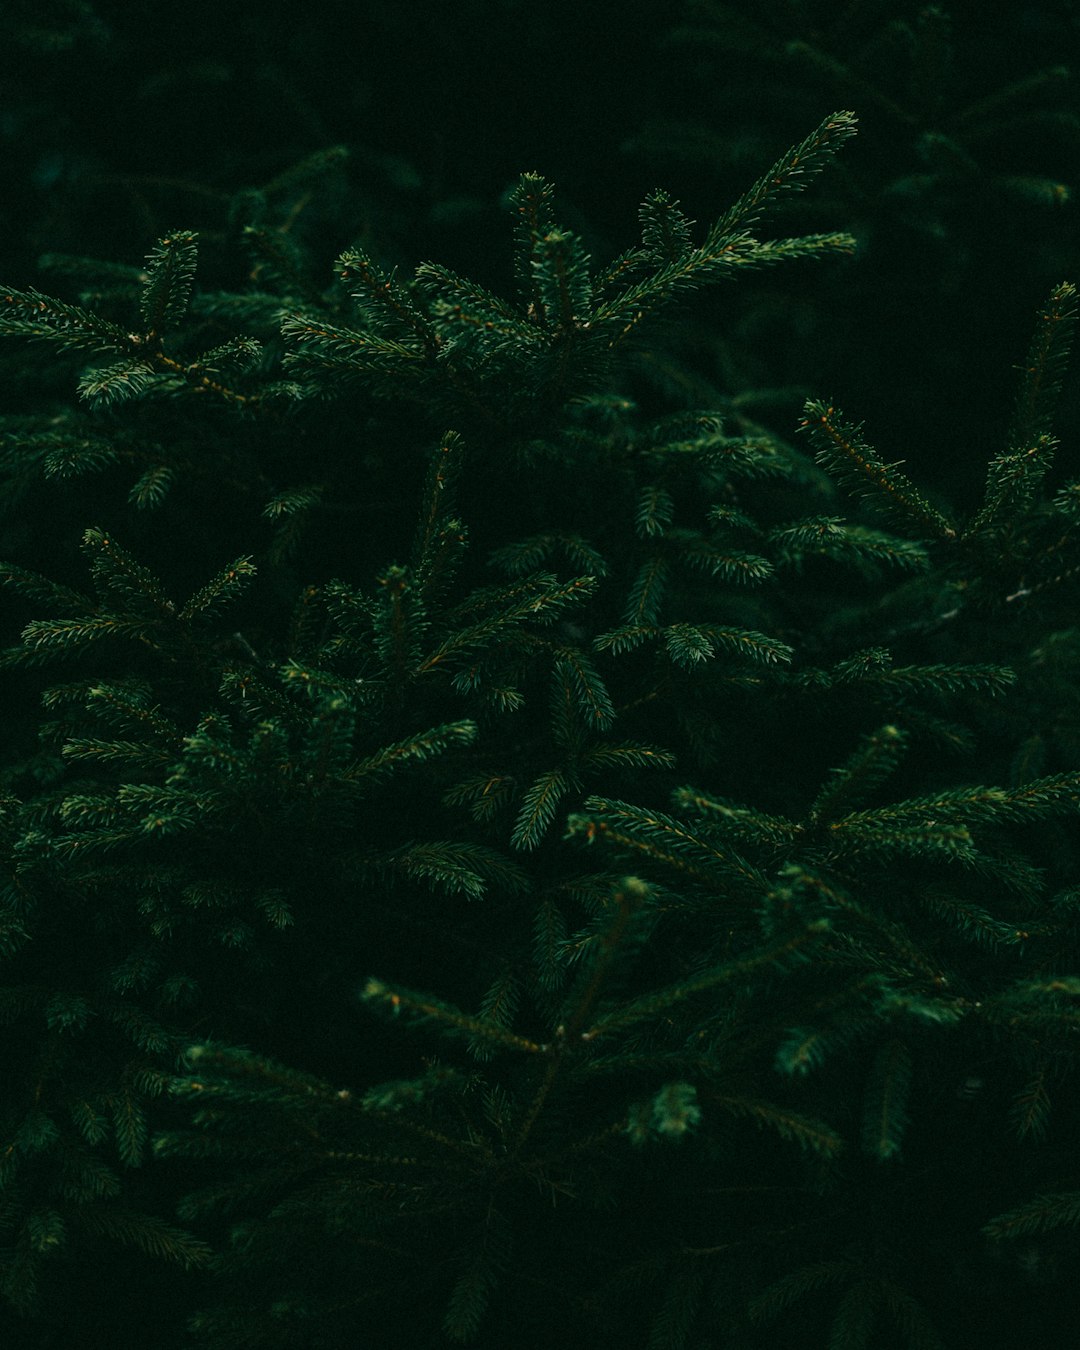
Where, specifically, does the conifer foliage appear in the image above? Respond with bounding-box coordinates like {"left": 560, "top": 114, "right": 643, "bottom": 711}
{"left": 1, "top": 49, "right": 1080, "bottom": 1350}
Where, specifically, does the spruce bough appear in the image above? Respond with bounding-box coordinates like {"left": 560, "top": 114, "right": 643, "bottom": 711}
{"left": 1, "top": 109, "right": 1079, "bottom": 1347}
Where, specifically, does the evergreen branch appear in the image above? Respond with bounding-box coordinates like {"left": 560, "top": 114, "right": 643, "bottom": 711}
{"left": 829, "top": 1279, "right": 881, "bottom": 1350}
{"left": 147, "top": 348, "right": 262, "bottom": 408}
{"left": 593, "top": 623, "right": 660, "bottom": 656}
{"left": 374, "top": 562, "right": 428, "bottom": 677}
{"left": 110, "top": 1086, "right": 149, "bottom": 1165}
{"left": 177, "top": 557, "right": 256, "bottom": 624}
{"left": 787, "top": 34, "right": 913, "bottom": 121}
{"left": 442, "top": 771, "right": 514, "bottom": 823}
{"left": 809, "top": 725, "right": 907, "bottom": 825}
{"left": 711, "top": 110, "right": 859, "bottom": 238}
{"left": 547, "top": 652, "right": 585, "bottom": 750}
{"left": 877, "top": 1280, "right": 948, "bottom": 1350}
{"left": 671, "top": 533, "right": 774, "bottom": 584}
{"left": 837, "top": 772, "right": 1080, "bottom": 829}
{"left": 361, "top": 978, "right": 547, "bottom": 1054}
{"left": 740, "top": 233, "right": 857, "bottom": 265}
{"left": 671, "top": 788, "right": 799, "bottom": 848}
{"left": 1008, "top": 1060, "right": 1052, "bottom": 1144}
{"left": 622, "top": 557, "right": 669, "bottom": 627}
{"left": 554, "top": 648, "right": 616, "bottom": 731}
{"left": 56, "top": 793, "right": 126, "bottom": 829}
{"left": 414, "top": 260, "right": 523, "bottom": 326}
{"left": 488, "top": 532, "right": 608, "bottom": 579}
{"left": 76, "top": 359, "right": 158, "bottom": 408}
{"left": 531, "top": 228, "right": 592, "bottom": 328}
{"left": 953, "top": 63, "right": 1071, "bottom": 126}
{"left": 4, "top": 53, "right": 1076, "bottom": 1346}
{"left": 255, "top": 891, "right": 294, "bottom": 930}
{"left": 35, "top": 432, "right": 123, "bottom": 480}
{"left": 469, "top": 970, "right": 520, "bottom": 1062}
{"left": 713, "top": 1094, "right": 844, "bottom": 1156}
{"left": 638, "top": 189, "right": 695, "bottom": 263}
{"left": 594, "top": 117, "right": 857, "bottom": 348}
{"left": 128, "top": 463, "right": 176, "bottom": 509}
{"left": 358, "top": 1063, "right": 471, "bottom": 1116}
{"left": 342, "top": 720, "right": 477, "bottom": 783}
{"left": 442, "top": 1211, "right": 511, "bottom": 1343}
{"left": 427, "top": 294, "right": 541, "bottom": 356}
{"left": 139, "top": 232, "right": 199, "bottom": 337}
{"left": 171, "top": 1165, "right": 348, "bottom": 1219}
{"left": 444, "top": 570, "right": 586, "bottom": 626}
{"left": 775, "top": 1010, "right": 885, "bottom": 1076}
{"left": 106, "top": 952, "right": 162, "bottom": 995}
{"left": 260, "top": 143, "right": 349, "bottom": 196}
{"left": 860, "top": 1038, "right": 912, "bottom": 1161}
{"left": 384, "top": 840, "right": 528, "bottom": 899}
{"left": 708, "top": 503, "right": 761, "bottom": 533}
{"left": 83, "top": 527, "right": 174, "bottom": 614}
{"left": 0, "top": 563, "right": 91, "bottom": 613}
{"left": 280, "top": 312, "right": 424, "bottom": 372}
{"left": 418, "top": 574, "right": 597, "bottom": 673}
{"left": 981, "top": 974, "right": 1080, "bottom": 1010}
{"left": 770, "top": 518, "right": 930, "bottom": 574}
{"left": 0, "top": 907, "right": 31, "bottom": 961}
{"left": 556, "top": 877, "right": 654, "bottom": 1038}
{"left": 76, "top": 1208, "right": 212, "bottom": 1269}
{"left": 825, "top": 819, "right": 977, "bottom": 863}
{"left": 799, "top": 400, "right": 957, "bottom": 539}
{"left": 60, "top": 739, "right": 173, "bottom": 769}
{"left": 982, "top": 1190, "right": 1080, "bottom": 1239}
{"left": 675, "top": 429, "right": 795, "bottom": 480}
{"left": 67, "top": 1101, "right": 110, "bottom": 1144}
{"left": 581, "top": 923, "right": 826, "bottom": 1043}
{"left": 14, "top": 616, "right": 156, "bottom": 657}
{"left": 512, "top": 768, "right": 580, "bottom": 851}
{"left": 918, "top": 889, "right": 1031, "bottom": 950}
{"left": 44, "top": 992, "right": 91, "bottom": 1032}
{"left": 635, "top": 484, "right": 675, "bottom": 538}
{"left": 971, "top": 434, "right": 1060, "bottom": 533}
{"left": 120, "top": 783, "right": 215, "bottom": 835}
{"left": 532, "top": 897, "right": 569, "bottom": 993}
{"left": 873, "top": 989, "right": 966, "bottom": 1027}
{"left": 67, "top": 1139, "right": 120, "bottom": 1195}
{"left": 591, "top": 232, "right": 762, "bottom": 345}
{"left": 508, "top": 172, "right": 558, "bottom": 314}
{"left": 175, "top": 1043, "right": 347, "bottom": 1107}
{"left": 1053, "top": 477, "right": 1080, "bottom": 523}
{"left": 746, "top": 1261, "right": 856, "bottom": 1323}
{"left": 194, "top": 334, "right": 263, "bottom": 376}
{"left": 579, "top": 742, "right": 677, "bottom": 772}
{"left": 592, "top": 245, "right": 651, "bottom": 297}
{"left": 664, "top": 622, "right": 792, "bottom": 668}
{"left": 0, "top": 286, "right": 131, "bottom": 357}
{"left": 262, "top": 484, "right": 324, "bottom": 520}
{"left": 579, "top": 1048, "right": 706, "bottom": 1079}
{"left": 26, "top": 1209, "right": 66, "bottom": 1255}
{"left": 413, "top": 432, "right": 466, "bottom": 600}
{"left": 1006, "top": 280, "right": 1077, "bottom": 452}
{"left": 646, "top": 1261, "right": 705, "bottom": 1350}
{"left": 242, "top": 224, "right": 317, "bottom": 301}
{"left": 567, "top": 796, "right": 768, "bottom": 895}
{"left": 336, "top": 245, "right": 435, "bottom": 347}
{"left": 822, "top": 654, "right": 1016, "bottom": 699}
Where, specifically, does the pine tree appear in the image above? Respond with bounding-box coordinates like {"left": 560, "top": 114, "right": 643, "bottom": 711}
{"left": 2, "top": 8, "right": 1080, "bottom": 1349}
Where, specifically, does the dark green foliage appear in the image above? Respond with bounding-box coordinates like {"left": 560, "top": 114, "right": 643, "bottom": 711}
{"left": 2, "top": 5, "right": 1080, "bottom": 1348}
